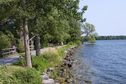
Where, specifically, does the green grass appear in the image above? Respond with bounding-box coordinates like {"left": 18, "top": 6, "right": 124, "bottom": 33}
{"left": 32, "top": 52, "right": 58, "bottom": 72}
{"left": 0, "top": 66, "right": 41, "bottom": 84}
{"left": 32, "top": 45, "right": 72, "bottom": 72}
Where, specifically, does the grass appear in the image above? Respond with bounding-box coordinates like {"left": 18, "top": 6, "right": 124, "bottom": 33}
{"left": 32, "top": 44, "right": 75, "bottom": 72}
{"left": 0, "top": 65, "right": 41, "bottom": 84}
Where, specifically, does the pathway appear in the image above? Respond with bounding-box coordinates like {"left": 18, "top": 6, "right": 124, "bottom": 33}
{"left": 0, "top": 46, "right": 61, "bottom": 65}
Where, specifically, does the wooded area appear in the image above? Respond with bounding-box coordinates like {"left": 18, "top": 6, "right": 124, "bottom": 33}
{"left": 0, "top": 0, "right": 88, "bottom": 67}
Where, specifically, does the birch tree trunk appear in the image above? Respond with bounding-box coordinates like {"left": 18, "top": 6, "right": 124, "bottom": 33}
{"left": 23, "top": 18, "right": 32, "bottom": 68}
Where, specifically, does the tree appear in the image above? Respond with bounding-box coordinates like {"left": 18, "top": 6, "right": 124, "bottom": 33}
{"left": 82, "top": 22, "right": 96, "bottom": 42}
{"left": 34, "top": 35, "right": 41, "bottom": 56}
{"left": 0, "top": 0, "right": 34, "bottom": 68}
{"left": 82, "top": 22, "right": 95, "bottom": 36}
{"left": 29, "top": 0, "right": 88, "bottom": 45}
{"left": 0, "top": 0, "right": 88, "bottom": 67}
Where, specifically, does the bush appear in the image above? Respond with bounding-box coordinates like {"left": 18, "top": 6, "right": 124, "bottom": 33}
{"left": 0, "top": 66, "right": 24, "bottom": 84}
{"left": 0, "top": 66, "right": 41, "bottom": 84}
{"left": 68, "top": 40, "right": 81, "bottom": 46}
{"left": 32, "top": 51, "right": 60, "bottom": 72}
{"left": 17, "top": 40, "right": 25, "bottom": 53}
{"left": 88, "top": 35, "right": 96, "bottom": 43}
{"left": 13, "top": 68, "right": 41, "bottom": 84}
{"left": 0, "top": 67, "right": 18, "bottom": 84}
{"left": 0, "top": 32, "right": 11, "bottom": 50}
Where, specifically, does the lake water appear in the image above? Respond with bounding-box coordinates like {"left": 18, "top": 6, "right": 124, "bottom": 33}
{"left": 73, "top": 40, "right": 126, "bottom": 84}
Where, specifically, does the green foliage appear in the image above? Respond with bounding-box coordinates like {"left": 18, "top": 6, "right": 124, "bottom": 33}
{"left": 1, "top": 0, "right": 88, "bottom": 47}
{"left": 17, "top": 40, "right": 24, "bottom": 53}
{"left": 13, "top": 68, "right": 41, "bottom": 84}
{"left": 67, "top": 19, "right": 82, "bottom": 43}
{"left": 0, "top": 67, "right": 18, "bottom": 84}
{"left": 88, "top": 35, "right": 96, "bottom": 43}
{"left": 0, "top": 32, "right": 11, "bottom": 50}
{"left": 82, "top": 22, "right": 96, "bottom": 43}
{"left": 0, "top": 66, "right": 41, "bottom": 84}
{"left": 82, "top": 22, "right": 95, "bottom": 36}
{"left": 32, "top": 45, "right": 76, "bottom": 72}
{"left": 32, "top": 51, "right": 60, "bottom": 72}
{"left": 1, "top": 0, "right": 88, "bottom": 69}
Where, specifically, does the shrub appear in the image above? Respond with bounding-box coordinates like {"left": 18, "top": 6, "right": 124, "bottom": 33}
{"left": 13, "top": 68, "right": 41, "bottom": 84}
{"left": 0, "top": 66, "right": 41, "bottom": 84}
{"left": 57, "top": 46, "right": 66, "bottom": 57}
{"left": 0, "top": 32, "right": 11, "bottom": 50}
{"left": 67, "top": 40, "right": 81, "bottom": 46}
{"left": 0, "top": 67, "right": 18, "bottom": 84}
{"left": 0, "top": 66, "right": 24, "bottom": 84}
{"left": 32, "top": 51, "right": 60, "bottom": 72}
{"left": 17, "top": 40, "right": 25, "bottom": 53}
{"left": 88, "top": 35, "right": 96, "bottom": 43}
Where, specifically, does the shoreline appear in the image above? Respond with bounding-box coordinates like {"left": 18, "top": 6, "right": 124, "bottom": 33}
{"left": 55, "top": 46, "right": 92, "bottom": 84}
{"left": 42, "top": 46, "right": 78, "bottom": 84}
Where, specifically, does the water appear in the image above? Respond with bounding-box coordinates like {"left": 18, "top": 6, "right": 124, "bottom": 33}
{"left": 73, "top": 40, "right": 126, "bottom": 84}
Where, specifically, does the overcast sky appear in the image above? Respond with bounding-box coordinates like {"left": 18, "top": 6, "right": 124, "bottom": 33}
{"left": 79, "top": 0, "right": 126, "bottom": 36}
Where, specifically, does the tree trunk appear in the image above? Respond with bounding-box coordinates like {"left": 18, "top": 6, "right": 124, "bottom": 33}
{"left": 23, "top": 18, "right": 32, "bottom": 68}
{"left": 61, "top": 42, "right": 64, "bottom": 46}
{"left": 19, "top": 20, "right": 24, "bottom": 46}
{"left": 34, "top": 36, "right": 41, "bottom": 56}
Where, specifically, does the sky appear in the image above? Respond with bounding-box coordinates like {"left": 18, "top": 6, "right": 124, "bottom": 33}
{"left": 79, "top": 0, "right": 126, "bottom": 36}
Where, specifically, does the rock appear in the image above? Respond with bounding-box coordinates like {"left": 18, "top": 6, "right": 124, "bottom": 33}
{"left": 65, "top": 50, "right": 67, "bottom": 54}
{"left": 42, "top": 79, "right": 54, "bottom": 84}
{"left": 47, "top": 67, "right": 54, "bottom": 72}
{"left": 41, "top": 46, "right": 77, "bottom": 84}
{"left": 41, "top": 73, "right": 49, "bottom": 80}
{"left": 55, "top": 80, "right": 60, "bottom": 84}
{"left": 55, "top": 83, "right": 60, "bottom": 84}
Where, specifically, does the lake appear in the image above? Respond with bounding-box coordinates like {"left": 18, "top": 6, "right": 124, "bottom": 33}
{"left": 73, "top": 40, "right": 126, "bottom": 84}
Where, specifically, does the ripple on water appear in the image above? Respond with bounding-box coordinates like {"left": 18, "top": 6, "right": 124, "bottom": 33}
{"left": 73, "top": 40, "right": 126, "bottom": 84}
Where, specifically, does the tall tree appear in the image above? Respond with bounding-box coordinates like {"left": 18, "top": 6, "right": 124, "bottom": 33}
{"left": 0, "top": 0, "right": 34, "bottom": 68}
{"left": 82, "top": 22, "right": 95, "bottom": 36}
{"left": 82, "top": 22, "right": 96, "bottom": 42}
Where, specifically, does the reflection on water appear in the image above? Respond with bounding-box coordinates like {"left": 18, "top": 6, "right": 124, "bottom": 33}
{"left": 73, "top": 40, "right": 126, "bottom": 84}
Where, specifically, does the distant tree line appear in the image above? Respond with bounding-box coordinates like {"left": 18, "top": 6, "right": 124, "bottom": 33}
{"left": 96, "top": 36, "right": 126, "bottom": 40}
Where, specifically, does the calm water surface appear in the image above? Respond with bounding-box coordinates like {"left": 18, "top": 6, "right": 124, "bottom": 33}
{"left": 73, "top": 40, "right": 126, "bottom": 84}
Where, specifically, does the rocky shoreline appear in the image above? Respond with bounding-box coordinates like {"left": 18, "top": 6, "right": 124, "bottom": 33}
{"left": 42, "top": 47, "right": 77, "bottom": 84}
